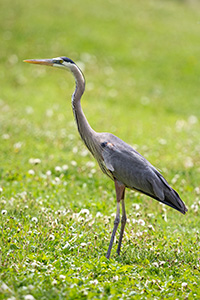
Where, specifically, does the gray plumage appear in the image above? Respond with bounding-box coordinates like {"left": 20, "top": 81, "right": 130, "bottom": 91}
{"left": 24, "top": 56, "right": 188, "bottom": 259}
{"left": 99, "top": 133, "right": 186, "bottom": 213}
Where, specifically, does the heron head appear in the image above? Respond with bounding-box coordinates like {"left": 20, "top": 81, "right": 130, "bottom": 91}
{"left": 23, "top": 56, "right": 75, "bottom": 70}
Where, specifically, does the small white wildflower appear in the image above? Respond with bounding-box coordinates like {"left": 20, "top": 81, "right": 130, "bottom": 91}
{"left": 19, "top": 191, "right": 27, "bottom": 199}
{"left": 126, "top": 218, "right": 130, "bottom": 223}
{"left": 132, "top": 218, "right": 137, "bottom": 224}
{"left": 63, "top": 242, "right": 70, "bottom": 249}
{"left": 96, "top": 212, "right": 103, "bottom": 218}
{"left": 182, "top": 282, "right": 188, "bottom": 288}
{"left": 2, "top": 133, "right": 10, "bottom": 140}
{"left": 25, "top": 106, "right": 34, "bottom": 115}
{"left": 72, "top": 213, "right": 79, "bottom": 219}
{"left": 31, "top": 261, "right": 38, "bottom": 267}
{"left": 82, "top": 183, "right": 87, "bottom": 188}
{"left": 46, "top": 109, "right": 54, "bottom": 117}
{"left": 29, "top": 158, "right": 41, "bottom": 165}
{"left": 59, "top": 275, "right": 66, "bottom": 280}
{"left": 147, "top": 213, "right": 155, "bottom": 218}
{"left": 188, "top": 115, "right": 198, "bottom": 125}
{"left": 162, "top": 213, "right": 167, "bottom": 222}
{"left": 191, "top": 203, "right": 198, "bottom": 212}
{"left": 71, "top": 160, "right": 77, "bottom": 167}
{"left": 136, "top": 231, "right": 143, "bottom": 237}
{"left": 24, "top": 295, "right": 35, "bottom": 300}
{"left": 68, "top": 134, "right": 75, "bottom": 140}
{"left": 49, "top": 234, "right": 55, "bottom": 241}
{"left": 29, "top": 158, "right": 35, "bottom": 164}
{"left": 0, "top": 187, "right": 3, "bottom": 193}
{"left": 158, "top": 138, "right": 167, "bottom": 145}
{"left": 1, "top": 210, "right": 7, "bottom": 215}
{"left": 175, "top": 119, "right": 186, "bottom": 131}
{"left": 148, "top": 224, "right": 155, "bottom": 231}
{"left": 55, "top": 177, "right": 61, "bottom": 184}
{"left": 184, "top": 157, "right": 194, "bottom": 168}
{"left": 31, "top": 217, "right": 38, "bottom": 224}
{"left": 52, "top": 219, "right": 58, "bottom": 227}
{"left": 55, "top": 166, "right": 62, "bottom": 172}
{"left": 80, "top": 209, "right": 90, "bottom": 215}
{"left": 104, "top": 216, "right": 110, "bottom": 224}
{"left": 14, "top": 142, "right": 22, "bottom": 151}
{"left": 72, "top": 146, "right": 78, "bottom": 153}
{"left": 86, "top": 161, "right": 95, "bottom": 168}
{"left": 137, "top": 219, "right": 145, "bottom": 226}
{"left": 80, "top": 242, "right": 87, "bottom": 248}
{"left": 46, "top": 170, "right": 52, "bottom": 176}
{"left": 62, "top": 164, "right": 69, "bottom": 171}
{"left": 81, "top": 149, "right": 89, "bottom": 157}
{"left": 90, "top": 279, "right": 98, "bottom": 285}
{"left": 132, "top": 203, "right": 140, "bottom": 210}
{"left": 195, "top": 187, "right": 200, "bottom": 194}
{"left": 88, "top": 219, "right": 95, "bottom": 227}
{"left": 152, "top": 262, "right": 159, "bottom": 267}
{"left": 34, "top": 158, "right": 41, "bottom": 165}
{"left": 1, "top": 282, "right": 11, "bottom": 291}
{"left": 78, "top": 217, "right": 85, "bottom": 223}
{"left": 159, "top": 261, "right": 166, "bottom": 266}
{"left": 90, "top": 168, "right": 96, "bottom": 174}
{"left": 171, "top": 174, "right": 180, "bottom": 185}
{"left": 28, "top": 169, "right": 35, "bottom": 175}
{"left": 113, "top": 275, "right": 119, "bottom": 281}
{"left": 151, "top": 279, "right": 156, "bottom": 284}
{"left": 52, "top": 279, "right": 57, "bottom": 285}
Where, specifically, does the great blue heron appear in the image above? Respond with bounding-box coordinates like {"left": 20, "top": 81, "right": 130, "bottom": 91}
{"left": 24, "top": 57, "right": 187, "bottom": 259}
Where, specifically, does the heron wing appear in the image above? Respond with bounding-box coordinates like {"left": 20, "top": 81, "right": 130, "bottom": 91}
{"left": 102, "top": 141, "right": 159, "bottom": 195}
{"left": 100, "top": 133, "right": 187, "bottom": 214}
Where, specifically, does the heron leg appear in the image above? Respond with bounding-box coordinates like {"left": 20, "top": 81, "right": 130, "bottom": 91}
{"left": 105, "top": 180, "right": 125, "bottom": 259}
{"left": 117, "top": 197, "right": 126, "bottom": 255}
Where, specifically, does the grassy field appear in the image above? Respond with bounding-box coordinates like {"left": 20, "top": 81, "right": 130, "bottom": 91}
{"left": 1, "top": 0, "right": 200, "bottom": 299}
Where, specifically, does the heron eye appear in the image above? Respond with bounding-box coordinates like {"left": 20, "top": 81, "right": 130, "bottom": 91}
{"left": 53, "top": 59, "right": 63, "bottom": 64}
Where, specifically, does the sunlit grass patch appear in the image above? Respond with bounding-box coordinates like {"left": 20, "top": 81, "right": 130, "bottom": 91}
{"left": 1, "top": 0, "right": 200, "bottom": 299}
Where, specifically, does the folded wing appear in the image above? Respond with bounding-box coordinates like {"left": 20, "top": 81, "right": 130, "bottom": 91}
{"left": 101, "top": 134, "right": 187, "bottom": 214}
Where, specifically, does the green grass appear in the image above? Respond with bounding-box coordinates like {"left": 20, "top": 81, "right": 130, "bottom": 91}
{"left": 1, "top": 0, "right": 200, "bottom": 299}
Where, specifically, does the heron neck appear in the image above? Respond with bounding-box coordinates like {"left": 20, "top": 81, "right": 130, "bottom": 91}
{"left": 71, "top": 65, "right": 96, "bottom": 151}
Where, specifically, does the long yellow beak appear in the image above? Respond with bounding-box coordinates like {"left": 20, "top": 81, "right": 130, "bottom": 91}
{"left": 23, "top": 59, "right": 54, "bottom": 66}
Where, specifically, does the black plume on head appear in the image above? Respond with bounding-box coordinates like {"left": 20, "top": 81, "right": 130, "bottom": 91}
{"left": 61, "top": 57, "right": 75, "bottom": 64}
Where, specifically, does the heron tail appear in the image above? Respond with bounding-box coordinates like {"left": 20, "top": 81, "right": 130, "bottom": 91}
{"left": 161, "top": 188, "right": 187, "bottom": 214}
{"left": 152, "top": 170, "right": 188, "bottom": 214}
